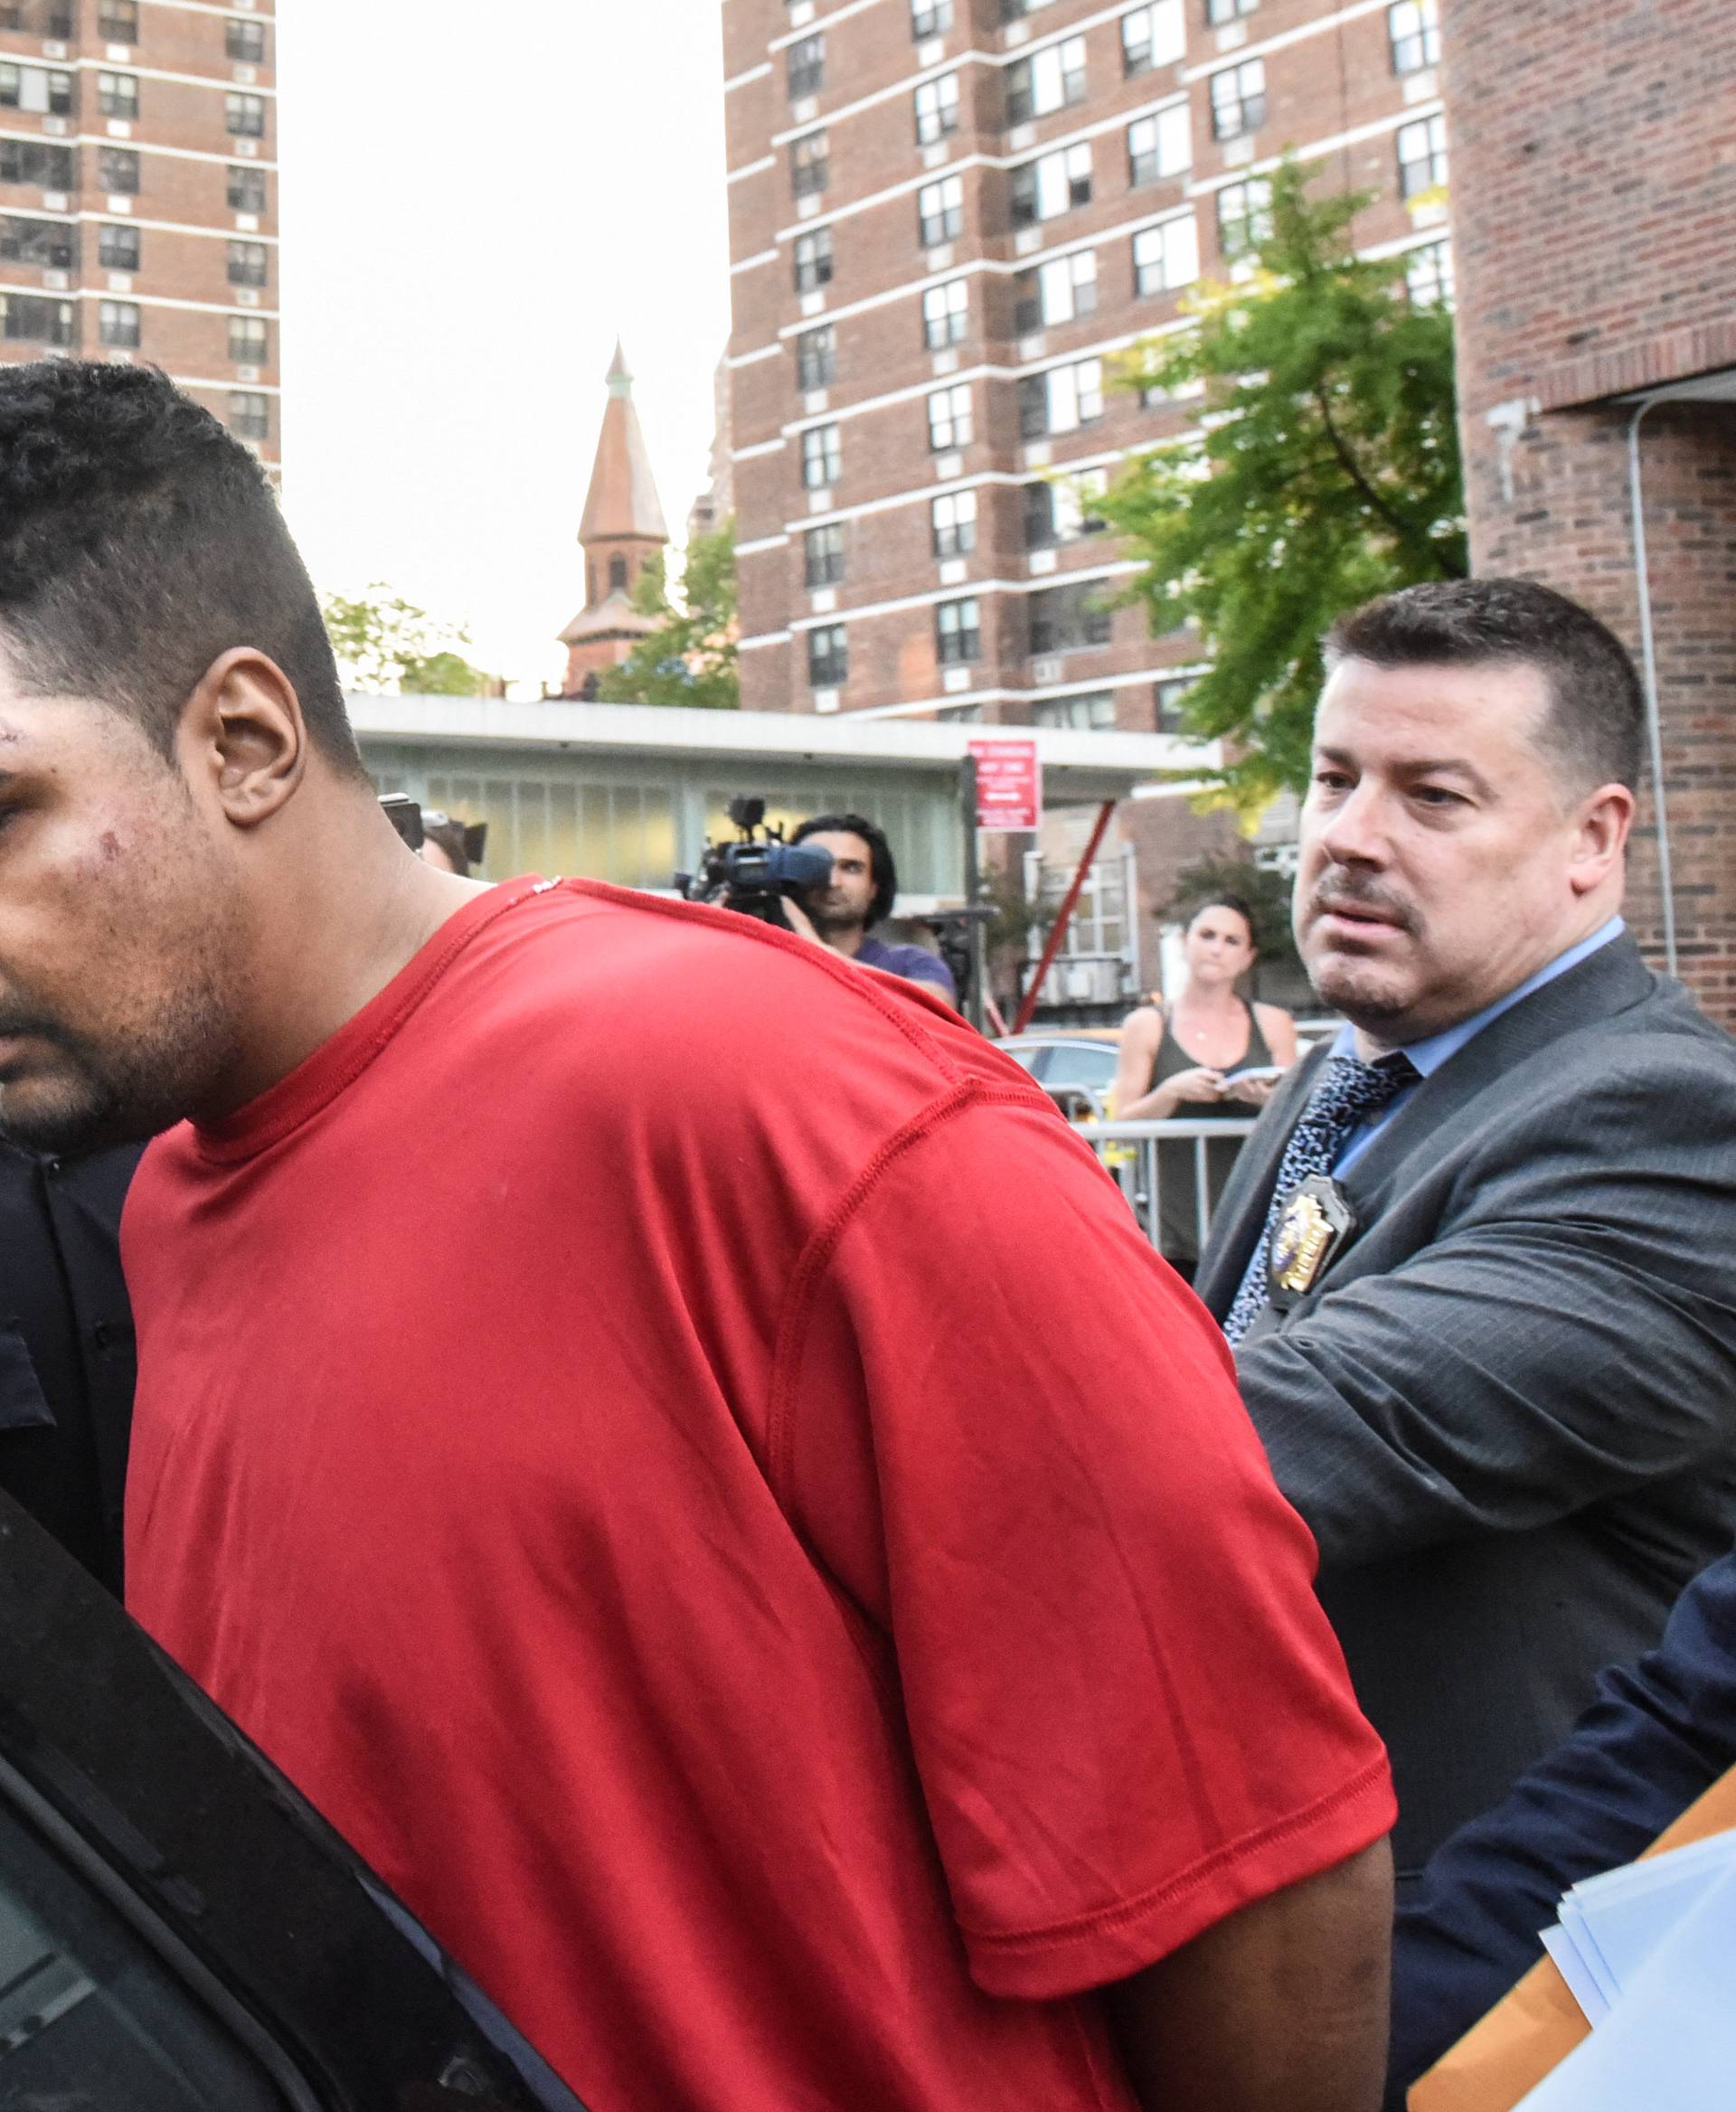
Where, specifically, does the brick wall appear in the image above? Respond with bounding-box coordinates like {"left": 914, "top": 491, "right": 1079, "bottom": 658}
{"left": 1441, "top": 0, "right": 1736, "bottom": 1023}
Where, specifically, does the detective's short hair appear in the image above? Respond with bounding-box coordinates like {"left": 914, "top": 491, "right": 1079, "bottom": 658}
{"left": 0, "top": 360, "right": 366, "bottom": 778}
{"left": 1325, "top": 579, "right": 1646, "bottom": 795}
{"left": 791, "top": 811, "right": 899, "bottom": 928}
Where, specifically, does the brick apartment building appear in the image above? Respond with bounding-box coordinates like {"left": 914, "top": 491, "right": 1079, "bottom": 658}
{"left": 1440, "top": 0, "right": 1736, "bottom": 1027}
{"left": 720, "top": 0, "right": 1456, "bottom": 984}
{"left": 0, "top": 0, "right": 278, "bottom": 467}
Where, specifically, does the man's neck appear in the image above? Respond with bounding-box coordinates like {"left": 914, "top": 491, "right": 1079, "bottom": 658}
{"left": 201, "top": 804, "right": 488, "bottom": 1121}
{"left": 820, "top": 925, "right": 867, "bottom": 960}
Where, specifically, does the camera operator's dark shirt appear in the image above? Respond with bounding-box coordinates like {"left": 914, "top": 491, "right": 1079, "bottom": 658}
{"left": 855, "top": 935, "right": 957, "bottom": 1004}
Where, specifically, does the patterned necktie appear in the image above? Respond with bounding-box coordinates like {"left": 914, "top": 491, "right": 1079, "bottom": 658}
{"left": 1223, "top": 1052, "right": 1418, "bottom": 1346}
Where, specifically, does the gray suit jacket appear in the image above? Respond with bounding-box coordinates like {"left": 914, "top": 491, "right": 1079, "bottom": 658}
{"left": 1194, "top": 937, "right": 1736, "bottom": 1871}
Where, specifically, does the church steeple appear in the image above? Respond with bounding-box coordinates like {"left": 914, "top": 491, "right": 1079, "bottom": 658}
{"left": 560, "top": 343, "right": 670, "bottom": 697}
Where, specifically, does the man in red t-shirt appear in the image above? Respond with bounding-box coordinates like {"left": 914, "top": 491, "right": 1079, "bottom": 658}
{"left": 0, "top": 363, "right": 1395, "bottom": 2110}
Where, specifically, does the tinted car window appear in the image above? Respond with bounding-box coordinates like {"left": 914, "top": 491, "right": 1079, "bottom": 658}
{"left": 1042, "top": 1043, "right": 1118, "bottom": 1089}
{"left": 0, "top": 1787, "right": 287, "bottom": 2107}
{"left": 998, "top": 1043, "right": 1046, "bottom": 1076}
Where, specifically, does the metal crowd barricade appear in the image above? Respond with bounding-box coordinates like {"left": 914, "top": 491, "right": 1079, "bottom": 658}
{"left": 1076, "top": 1115, "right": 1260, "bottom": 1258}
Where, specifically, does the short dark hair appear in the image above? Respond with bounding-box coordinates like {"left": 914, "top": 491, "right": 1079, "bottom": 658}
{"left": 0, "top": 361, "right": 365, "bottom": 778}
{"left": 1324, "top": 579, "right": 1646, "bottom": 795}
{"left": 791, "top": 811, "right": 898, "bottom": 927}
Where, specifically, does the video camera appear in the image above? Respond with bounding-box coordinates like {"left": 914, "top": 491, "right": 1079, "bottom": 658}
{"left": 675, "top": 797, "right": 835, "bottom": 929}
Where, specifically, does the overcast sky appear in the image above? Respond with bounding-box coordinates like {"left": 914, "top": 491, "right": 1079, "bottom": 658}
{"left": 275, "top": 3, "right": 733, "bottom": 694}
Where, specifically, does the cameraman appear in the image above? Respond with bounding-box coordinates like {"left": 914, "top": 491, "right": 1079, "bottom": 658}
{"left": 783, "top": 813, "right": 958, "bottom": 1007}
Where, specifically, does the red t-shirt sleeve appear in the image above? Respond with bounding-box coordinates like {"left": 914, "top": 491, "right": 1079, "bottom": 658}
{"left": 771, "top": 1089, "right": 1394, "bottom": 2001}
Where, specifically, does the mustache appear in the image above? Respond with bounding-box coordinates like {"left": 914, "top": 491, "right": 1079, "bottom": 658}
{"left": 1305, "top": 873, "right": 1420, "bottom": 935}
{"left": 0, "top": 1003, "right": 66, "bottom": 1043}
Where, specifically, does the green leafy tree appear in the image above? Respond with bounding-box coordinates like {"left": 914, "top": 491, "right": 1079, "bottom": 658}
{"left": 1099, "top": 158, "right": 1467, "bottom": 806}
{"left": 320, "top": 586, "right": 492, "bottom": 696}
{"left": 595, "top": 522, "right": 740, "bottom": 711}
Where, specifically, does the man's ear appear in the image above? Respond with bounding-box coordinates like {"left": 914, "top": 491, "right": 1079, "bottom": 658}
{"left": 177, "top": 649, "right": 308, "bottom": 829}
{"left": 1571, "top": 781, "right": 1636, "bottom": 894}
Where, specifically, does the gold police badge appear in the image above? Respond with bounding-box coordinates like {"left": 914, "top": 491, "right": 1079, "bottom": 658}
{"left": 1267, "top": 1174, "right": 1358, "bottom": 1304}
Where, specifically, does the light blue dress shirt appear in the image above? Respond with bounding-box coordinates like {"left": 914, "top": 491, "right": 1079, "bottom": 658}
{"left": 1330, "top": 918, "right": 1626, "bottom": 1174}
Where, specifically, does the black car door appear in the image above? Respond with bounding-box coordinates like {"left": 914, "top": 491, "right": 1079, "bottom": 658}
{"left": 0, "top": 1490, "right": 590, "bottom": 2110}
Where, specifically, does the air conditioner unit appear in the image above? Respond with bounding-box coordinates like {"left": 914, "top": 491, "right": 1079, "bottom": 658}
{"left": 42, "top": 41, "right": 68, "bottom": 57}
{"left": 235, "top": 138, "right": 259, "bottom": 158}
{"left": 237, "top": 363, "right": 260, "bottom": 383}
{"left": 42, "top": 117, "right": 68, "bottom": 137}
{"left": 235, "top": 288, "right": 260, "bottom": 307}
{"left": 1032, "top": 657, "right": 1063, "bottom": 683}
{"left": 42, "top": 191, "right": 69, "bottom": 212}
{"left": 42, "top": 269, "right": 69, "bottom": 291}
{"left": 233, "top": 64, "right": 259, "bottom": 86}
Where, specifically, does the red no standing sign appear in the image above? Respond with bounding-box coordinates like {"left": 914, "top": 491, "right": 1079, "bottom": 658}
{"left": 968, "top": 739, "right": 1043, "bottom": 832}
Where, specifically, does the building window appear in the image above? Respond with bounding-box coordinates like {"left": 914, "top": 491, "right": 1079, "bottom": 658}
{"left": 1034, "top": 690, "right": 1117, "bottom": 730}
{"left": 1016, "top": 248, "right": 1097, "bottom": 332}
{"left": 1405, "top": 238, "right": 1454, "bottom": 307}
{"left": 608, "top": 555, "right": 630, "bottom": 594}
{"left": 1398, "top": 114, "right": 1448, "bottom": 197}
{"left": 922, "top": 278, "right": 969, "bottom": 349}
{"left": 1005, "top": 36, "right": 1086, "bottom": 126}
{"left": 1121, "top": 1, "right": 1185, "bottom": 75}
{"left": 97, "top": 71, "right": 138, "bottom": 119}
{"left": 99, "top": 146, "right": 140, "bottom": 194}
{"left": 914, "top": 71, "right": 960, "bottom": 144}
{"left": 793, "top": 226, "right": 833, "bottom": 292}
{"left": 0, "top": 140, "right": 74, "bottom": 190}
{"left": 228, "top": 391, "right": 270, "bottom": 443}
{"left": 1133, "top": 213, "right": 1199, "bottom": 295}
{"left": 797, "top": 324, "right": 836, "bottom": 390}
{"left": 226, "top": 16, "right": 268, "bottom": 62}
{"left": 787, "top": 34, "right": 824, "bottom": 99}
{"left": 927, "top": 381, "right": 973, "bottom": 452}
{"left": 98, "top": 222, "right": 139, "bottom": 270}
{"left": 1019, "top": 357, "right": 1104, "bottom": 439}
{"left": 1216, "top": 176, "right": 1272, "bottom": 259}
{"left": 801, "top": 422, "right": 842, "bottom": 490}
{"left": 807, "top": 623, "right": 849, "bottom": 688}
{"left": 910, "top": 0, "right": 954, "bottom": 33}
{"left": 0, "top": 63, "right": 76, "bottom": 116}
{"left": 1209, "top": 59, "right": 1265, "bottom": 139}
{"left": 936, "top": 597, "right": 981, "bottom": 665}
{"left": 805, "top": 523, "right": 846, "bottom": 587}
{"left": 228, "top": 165, "right": 267, "bottom": 213}
{"left": 0, "top": 216, "right": 76, "bottom": 269}
{"left": 226, "top": 91, "right": 267, "bottom": 137}
{"left": 1205, "top": 0, "right": 1258, "bottom": 19}
{"left": 0, "top": 293, "right": 76, "bottom": 347}
{"left": 98, "top": 298, "right": 139, "bottom": 348}
{"left": 98, "top": 1, "right": 139, "bottom": 36}
{"left": 0, "top": 5, "right": 74, "bottom": 31}
{"left": 1010, "top": 142, "right": 1092, "bottom": 226}
{"left": 1155, "top": 676, "right": 1194, "bottom": 731}
{"left": 1388, "top": 0, "right": 1439, "bottom": 73}
{"left": 227, "top": 240, "right": 269, "bottom": 288}
{"left": 917, "top": 173, "right": 964, "bottom": 249}
{"left": 931, "top": 489, "right": 977, "bottom": 558}
{"left": 1028, "top": 582, "right": 1113, "bottom": 655}
{"left": 229, "top": 315, "right": 269, "bottom": 363}
{"left": 1025, "top": 471, "right": 1109, "bottom": 547}
{"left": 1127, "top": 104, "right": 1192, "bottom": 185}
{"left": 790, "top": 129, "right": 828, "bottom": 198}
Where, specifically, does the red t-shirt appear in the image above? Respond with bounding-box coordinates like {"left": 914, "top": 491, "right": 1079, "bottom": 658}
{"left": 124, "top": 880, "right": 1392, "bottom": 2112}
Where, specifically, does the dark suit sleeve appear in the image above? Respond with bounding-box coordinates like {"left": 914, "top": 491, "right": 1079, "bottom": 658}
{"left": 1235, "top": 1061, "right": 1736, "bottom": 1568}
{"left": 1387, "top": 1544, "right": 1736, "bottom": 2103}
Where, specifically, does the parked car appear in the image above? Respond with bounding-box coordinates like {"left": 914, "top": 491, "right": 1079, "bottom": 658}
{"left": 0, "top": 1493, "right": 584, "bottom": 2109}
{"left": 993, "top": 1031, "right": 1122, "bottom": 1118}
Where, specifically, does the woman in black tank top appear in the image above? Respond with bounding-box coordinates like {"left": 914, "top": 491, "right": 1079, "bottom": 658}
{"left": 1110, "top": 895, "right": 1299, "bottom": 1279}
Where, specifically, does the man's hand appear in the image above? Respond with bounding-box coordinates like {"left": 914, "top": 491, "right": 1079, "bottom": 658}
{"left": 1103, "top": 1837, "right": 1394, "bottom": 2112}
{"left": 778, "top": 893, "right": 825, "bottom": 948}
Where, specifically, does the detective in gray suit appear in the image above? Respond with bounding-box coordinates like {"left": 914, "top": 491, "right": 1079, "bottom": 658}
{"left": 1194, "top": 578, "right": 1736, "bottom": 1880}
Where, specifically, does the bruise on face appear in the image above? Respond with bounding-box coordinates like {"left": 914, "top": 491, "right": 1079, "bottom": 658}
{"left": 99, "top": 829, "right": 121, "bottom": 863}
